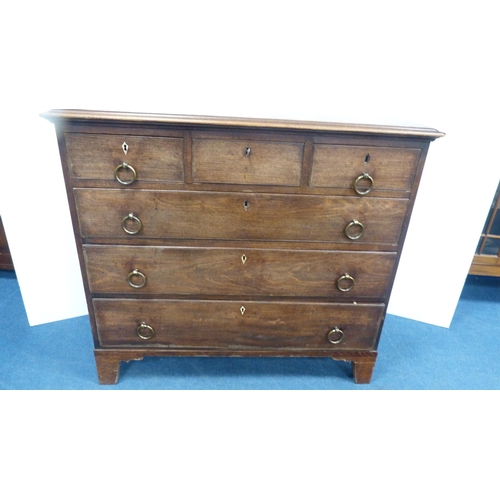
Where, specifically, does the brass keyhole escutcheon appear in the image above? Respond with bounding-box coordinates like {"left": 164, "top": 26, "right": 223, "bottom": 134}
{"left": 243, "top": 200, "right": 249, "bottom": 211}
{"left": 122, "top": 142, "right": 129, "bottom": 155}
{"left": 241, "top": 254, "right": 247, "bottom": 264}
{"left": 240, "top": 306, "right": 246, "bottom": 315}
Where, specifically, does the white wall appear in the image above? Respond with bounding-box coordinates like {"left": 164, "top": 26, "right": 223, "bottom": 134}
{"left": 2, "top": 1, "right": 499, "bottom": 327}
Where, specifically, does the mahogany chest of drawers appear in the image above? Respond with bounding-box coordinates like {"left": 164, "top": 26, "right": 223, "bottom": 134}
{"left": 42, "top": 110, "right": 443, "bottom": 384}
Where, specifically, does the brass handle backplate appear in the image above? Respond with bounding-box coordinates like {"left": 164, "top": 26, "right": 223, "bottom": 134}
{"left": 127, "top": 269, "right": 147, "bottom": 289}
{"left": 337, "top": 273, "right": 355, "bottom": 292}
{"left": 327, "top": 327, "right": 344, "bottom": 344}
{"left": 353, "top": 172, "right": 374, "bottom": 195}
{"left": 344, "top": 219, "right": 364, "bottom": 240}
{"left": 136, "top": 322, "right": 155, "bottom": 340}
{"left": 114, "top": 162, "right": 137, "bottom": 185}
{"left": 121, "top": 213, "right": 142, "bottom": 235}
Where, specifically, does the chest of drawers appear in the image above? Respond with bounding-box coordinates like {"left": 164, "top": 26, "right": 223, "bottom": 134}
{"left": 42, "top": 110, "right": 443, "bottom": 384}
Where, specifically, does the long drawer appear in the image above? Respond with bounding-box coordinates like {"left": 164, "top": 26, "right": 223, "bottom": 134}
{"left": 94, "top": 299, "right": 384, "bottom": 349}
{"left": 84, "top": 245, "right": 396, "bottom": 299}
{"left": 74, "top": 189, "right": 408, "bottom": 244}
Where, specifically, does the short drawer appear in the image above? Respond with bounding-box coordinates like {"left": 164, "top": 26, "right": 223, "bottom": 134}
{"left": 311, "top": 144, "right": 421, "bottom": 193}
{"left": 94, "top": 298, "right": 384, "bottom": 350}
{"left": 192, "top": 138, "right": 303, "bottom": 186}
{"left": 74, "top": 189, "right": 408, "bottom": 245}
{"left": 64, "top": 133, "right": 184, "bottom": 183}
{"left": 84, "top": 245, "right": 397, "bottom": 299}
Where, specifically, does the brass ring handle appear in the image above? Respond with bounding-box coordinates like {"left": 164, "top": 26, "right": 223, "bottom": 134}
{"left": 121, "top": 213, "right": 142, "bottom": 235}
{"left": 127, "top": 269, "right": 147, "bottom": 289}
{"left": 337, "top": 273, "right": 355, "bottom": 292}
{"left": 353, "top": 172, "right": 374, "bottom": 195}
{"left": 327, "top": 327, "right": 344, "bottom": 344}
{"left": 344, "top": 219, "right": 364, "bottom": 240}
{"left": 136, "top": 322, "right": 155, "bottom": 340}
{"left": 114, "top": 162, "right": 137, "bottom": 185}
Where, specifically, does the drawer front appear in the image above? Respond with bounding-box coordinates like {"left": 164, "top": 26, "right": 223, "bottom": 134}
{"left": 311, "top": 145, "right": 421, "bottom": 192}
{"left": 84, "top": 245, "right": 396, "bottom": 299}
{"left": 94, "top": 299, "right": 384, "bottom": 349}
{"left": 74, "top": 189, "right": 408, "bottom": 244}
{"left": 65, "top": 133, "right": 184, "bottom": 183}
{"left": 192, "top": 138, "right": 303, "bottom": 186}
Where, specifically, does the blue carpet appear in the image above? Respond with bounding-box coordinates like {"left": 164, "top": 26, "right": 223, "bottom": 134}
{"left": 1, "top": 270, "right": 499, "bottom": 389}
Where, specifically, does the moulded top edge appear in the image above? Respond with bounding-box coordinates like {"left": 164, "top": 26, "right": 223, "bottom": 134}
{"left": 40, "top": 109, "right": 445, "bottom": 139}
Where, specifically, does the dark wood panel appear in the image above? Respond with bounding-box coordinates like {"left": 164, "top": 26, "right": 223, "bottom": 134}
{"left": 0, "top": 216, "right": 14, "bottom": 270}
{"left": 311, "top": 144, "right": 421, "bottom": 192}
{"left": 93, "top": 348, "right": 378, "bottom": 384}
{"left": 65, "top": 133, "right": 184, "bottom": 183}
{"left": 192, "top": 138, "right": 303, "bottom": 186}
{"left": 83, "top": 245, "right": 397, "bottom": 299}
{"left": 94, "top": 298, "right": 384, "bottom": 350}
{"left": 74, "top": 188, "right": 408, "bottom": 245}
